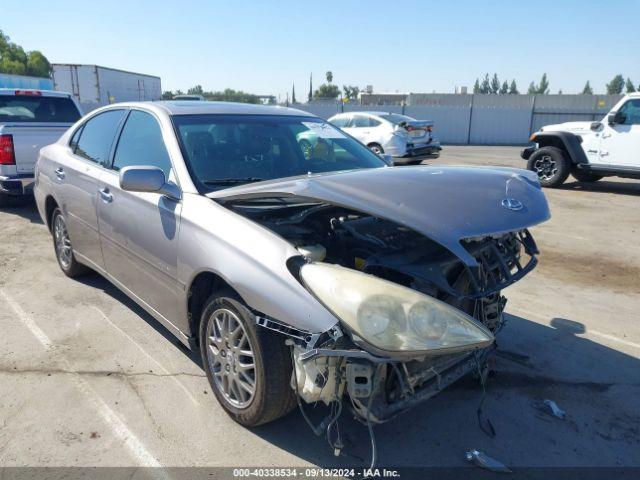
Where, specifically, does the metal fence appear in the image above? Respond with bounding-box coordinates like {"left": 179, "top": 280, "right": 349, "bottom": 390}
{"left": 292, "top": 94, "right": 623, "bottom": 145}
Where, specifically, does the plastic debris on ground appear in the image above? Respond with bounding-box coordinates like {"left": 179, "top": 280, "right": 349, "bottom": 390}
{"left": 466, "top": 449, "right": 512, "bottom": 473}
{"left": 541, "top": 399, "right": 566, "bottom": 419}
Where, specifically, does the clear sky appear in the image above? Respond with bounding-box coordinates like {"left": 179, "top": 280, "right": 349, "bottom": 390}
{"left": 3, "top": 0, "right": 639, "bottom": 100}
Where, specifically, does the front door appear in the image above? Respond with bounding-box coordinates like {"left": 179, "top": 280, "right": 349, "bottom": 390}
{"left": 599, "top": 98, "right": 640, "bottom": 167}
{"left": 97, "top": 109, "right": 183, "bottom": 325}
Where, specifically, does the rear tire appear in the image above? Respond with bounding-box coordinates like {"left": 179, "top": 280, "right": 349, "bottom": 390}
{"left": 199, "top": 290, "right": 296, "bottom": 426}
{"left": 527, "top": 146, "right": 570, "bottom": 188}
{"left": 367, "top": 143, "right": 384, "bottom": 155}
{"left": 51, "top": 208, "right": 90, "bottom": 277}
{"left": 571, "top": 168, "right": 603, "bottom": 183}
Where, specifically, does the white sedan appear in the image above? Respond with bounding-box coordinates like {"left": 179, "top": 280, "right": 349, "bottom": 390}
{"left": 328, "top": 112, "right": 441, "bottom": 161}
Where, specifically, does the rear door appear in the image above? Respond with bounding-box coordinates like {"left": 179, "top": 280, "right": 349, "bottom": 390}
{"left": 345, "top": 114, "right": 373, "bottom": 143}
{"left": 97, "top": 109, "right": 183, "bottom": 324}
{"left": 59, "top": 109, "right": 126, "bottom": 268}
{"left": 599, "top": 99, "right": 640, "bottom": 167}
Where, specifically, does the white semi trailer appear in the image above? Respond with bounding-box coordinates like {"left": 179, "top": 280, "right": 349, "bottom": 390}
{"left": 52, "top": 64, "right": 161, "bottom": 113}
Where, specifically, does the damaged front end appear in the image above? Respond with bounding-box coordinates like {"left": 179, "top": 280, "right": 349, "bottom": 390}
{"left": 226, "top": 188, "right": 543, "bottom": 424}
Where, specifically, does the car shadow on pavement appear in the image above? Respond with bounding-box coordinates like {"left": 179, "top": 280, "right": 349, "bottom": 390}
{"left": 0, "top": 197, "right": 43, "bottom": 225}
{"left": 560, "top": 180, "right": 640, "bottom": 196}
{"left": 248, "top": 313, "right": 640, "bottom": 469}
{"left": 76, "top": 274, "right": 203, "bottom": 368}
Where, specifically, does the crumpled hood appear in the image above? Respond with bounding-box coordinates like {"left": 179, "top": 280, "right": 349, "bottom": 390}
{"left": 541, "top": 121, "right": 593, "bottom": 135}
{"left": 209, "top": 166, "right": 551, "bottom": 266}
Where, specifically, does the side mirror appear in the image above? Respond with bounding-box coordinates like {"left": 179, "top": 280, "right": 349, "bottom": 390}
{"left": 590, "top": 121, "right": 601, "bottom": 131}
{"left": 119, "top": 166, "right": 181, "bottom": 200}
{"left": 608, "top": 111, "right": 626, "bottom": 126}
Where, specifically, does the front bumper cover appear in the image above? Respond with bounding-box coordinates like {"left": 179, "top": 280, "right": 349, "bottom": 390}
{"left": 521, "top": 146, "right": 536, "bottom": 160}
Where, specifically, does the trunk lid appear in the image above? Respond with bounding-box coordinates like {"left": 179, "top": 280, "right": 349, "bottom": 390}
{"left": 0, "top": 123, "right": 72, "bottom": 174}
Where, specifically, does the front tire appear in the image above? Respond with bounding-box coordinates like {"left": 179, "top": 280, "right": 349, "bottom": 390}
{"left": 51, "top": 208, "right": 89, "bottom": 277}
{"left": 571, "top": 168, "right": 603, "bottom": 183}
{"left": 199, "top": 290, "right": 296, "bottom": 426}
{"left": 527, "top": 146, "right": 570, "bottom": 188}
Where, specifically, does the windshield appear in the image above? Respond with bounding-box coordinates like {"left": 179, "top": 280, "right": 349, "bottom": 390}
{"left": 379, "top": 113, "right": 416, "bottom": 125}
{"left": 172, "top": 114, "right": 387, "bottom": 192}
{"left": 0, "top": 95, "right": 81, "bottom": 123}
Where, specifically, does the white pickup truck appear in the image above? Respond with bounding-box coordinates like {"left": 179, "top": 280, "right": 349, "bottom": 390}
{"left": 522, "top": 93, "right": 640, "bottom": 187}
{"left": 0, "top": 89, "right": 81, "bottom": 206}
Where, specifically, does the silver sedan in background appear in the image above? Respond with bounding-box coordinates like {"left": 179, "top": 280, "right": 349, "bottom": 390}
{"left": 34, "top": 101, "right": 549, "bottom": 442}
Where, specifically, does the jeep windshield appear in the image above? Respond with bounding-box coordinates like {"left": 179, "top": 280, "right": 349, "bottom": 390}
{"left": 172, "top": 114, "right": 387, "bottom": 192}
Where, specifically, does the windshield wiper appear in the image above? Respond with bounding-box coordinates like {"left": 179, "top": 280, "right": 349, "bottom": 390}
{"left": 203, "top": 177, "right": 264, "bottom": 185}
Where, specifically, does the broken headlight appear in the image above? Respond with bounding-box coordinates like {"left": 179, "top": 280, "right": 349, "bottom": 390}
{"left": 300, "top": 263, "right": 493, "bottom": 355}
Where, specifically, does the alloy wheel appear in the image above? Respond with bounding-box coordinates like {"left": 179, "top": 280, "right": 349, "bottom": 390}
{"left": 533, "top": 155, "right": 557, "bottom": 181}
{"left": 206, "top": 308, "right": 256, "bottom": 408}
{"left": 53, "top": 214, "right": 73, "bottom": 269}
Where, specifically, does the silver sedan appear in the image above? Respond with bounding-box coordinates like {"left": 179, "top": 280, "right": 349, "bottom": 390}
{"left": 34, "top": 101, "right": 549, "bottom": 434}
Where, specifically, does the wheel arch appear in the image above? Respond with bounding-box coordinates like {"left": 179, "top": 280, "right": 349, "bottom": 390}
{"left": 533, "top": 132, "right": 588, "bottom": 165}
{"left": 186, "top": 269, "right": 246, "bottom": 347}
{"left": 44, "top": 195, "right": 60, "bottom": 232}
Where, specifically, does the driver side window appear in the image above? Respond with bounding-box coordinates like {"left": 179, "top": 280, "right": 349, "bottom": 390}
{"left": 112, "top": 110, "right": 174, "bottom": 180}
{"left": 618, "top": 99, "right": 640, "bottom": 125}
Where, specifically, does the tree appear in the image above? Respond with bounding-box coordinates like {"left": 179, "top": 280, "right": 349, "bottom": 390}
{"left": 509, "top": 79, "right": 519, "bottom": 94}
{"left": 606, "top": 74, "right": 625, "bottom": 94}
{"left": 326, "top": 71, "right": 333, "bottom": 83}
{"left": 0, "top": 29, "right": 51, "bottom": 77}
{"left": 490, "top": 73, "right": 500, "bottom": 94}
{"left": 473, "top": 78, "right": 481, "bottom": 93}
{"left": 625, "top": 78, "right": 636, "bottom": 93}
{"left": 187, "top": 85, "right": 204, "bottom": 95}
{"left": 342, "top": 85, "right": 359, "bottom": 101}
{"left": 499, "top": 80, "right": 509, "bottom": 94}
{"left": 537, "top": 73, "right": 549, "bottom": 94}
{"left": 527, "top": 82, "right": 537, "bottom": 94}
{"left": 161, "top": 91, "right": 174, "bottom": 100}
{"left": 480, "top": 73, "right": 491, "bottom": 94}
{"left": 26, "top": 51, "right": 51, "bottom": 77}
{"left": 582, "top": 81, "right": 593, "bottom": 94}
{"left": 308, "top": 73, "right": 313, "bottom": 102}
{"left": 291, "top": 83, "right": 297, "bottom": 103}
{"left": 314, "top": 83, "right": 340, "bottom": 100}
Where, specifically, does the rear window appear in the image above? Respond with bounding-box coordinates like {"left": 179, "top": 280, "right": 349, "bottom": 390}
{"left": 379, "top": 114, "right": 415, "bottom": 125}
{"left": 0, "top": 95, "right": 81, "bottom": 123}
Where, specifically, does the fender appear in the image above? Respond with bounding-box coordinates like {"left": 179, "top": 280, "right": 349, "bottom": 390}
{"left": 526, "top": 131, "right": 589, "bottom": 165}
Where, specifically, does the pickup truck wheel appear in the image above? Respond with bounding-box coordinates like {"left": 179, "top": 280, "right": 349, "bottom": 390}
{"left": 51, "top": 208, "right": 89, "bottom": 277}
{"left": 571, "top": 169, "right": 603, "bottom": 183}
{"left": 199, "top": 290, "right": 296, "bottom": 426}
{"left": 367, "top": 143, "right": 384, "bottom": 155}
{"left": 527, "top": 146, "right": 570, "bottom": 188}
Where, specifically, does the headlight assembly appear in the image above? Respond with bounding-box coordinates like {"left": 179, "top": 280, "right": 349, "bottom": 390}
{"left": 300, "top": 262, "right": 493, "bottom": 355}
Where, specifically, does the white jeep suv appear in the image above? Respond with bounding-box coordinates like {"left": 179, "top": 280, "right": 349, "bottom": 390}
{"left": 523, "top": 93, "right": 640, "bottom": 187}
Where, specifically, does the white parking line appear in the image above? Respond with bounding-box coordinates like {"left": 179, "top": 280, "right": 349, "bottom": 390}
{"left": 589, "top": 330, "right": 640, "bottom": 351}
{"left": 513, "top": 305, "right": 640, "bottom": 352}
{"left": 91, "top": 306, "right": 201, "bottom": 406}
{"left": 1, "top": 289, "right": 53, "bottom": 349}
{"left": 0, "top": 288, "right": 163, "bottom": 469}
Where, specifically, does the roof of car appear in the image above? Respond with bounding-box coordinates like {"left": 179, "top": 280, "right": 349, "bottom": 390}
{"left": 0, "top": 88, "right": 73, "bottom": 98}
{"left": 148, "top": 101, "right": 313, "bottom": 116}
{"left": 331, "top": 111, "right": 403, "bottom": 118}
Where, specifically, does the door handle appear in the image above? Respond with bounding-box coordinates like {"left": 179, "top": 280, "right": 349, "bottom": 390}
{"left": 55, "top": 167, "right": 65, "bottom": 180}
{"left": 600, "top": 151, "right": 609, "bottom": 156}
{"left": 602, "top": 133, "right": 612, "bottom": 138}
{"left": 99, "top": 187, "right": 113, "bottom": 203}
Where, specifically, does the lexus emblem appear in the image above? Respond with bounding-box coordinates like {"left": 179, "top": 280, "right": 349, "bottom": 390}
{"left": 501, "top": 198, "right": 523, "bottom": 211}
